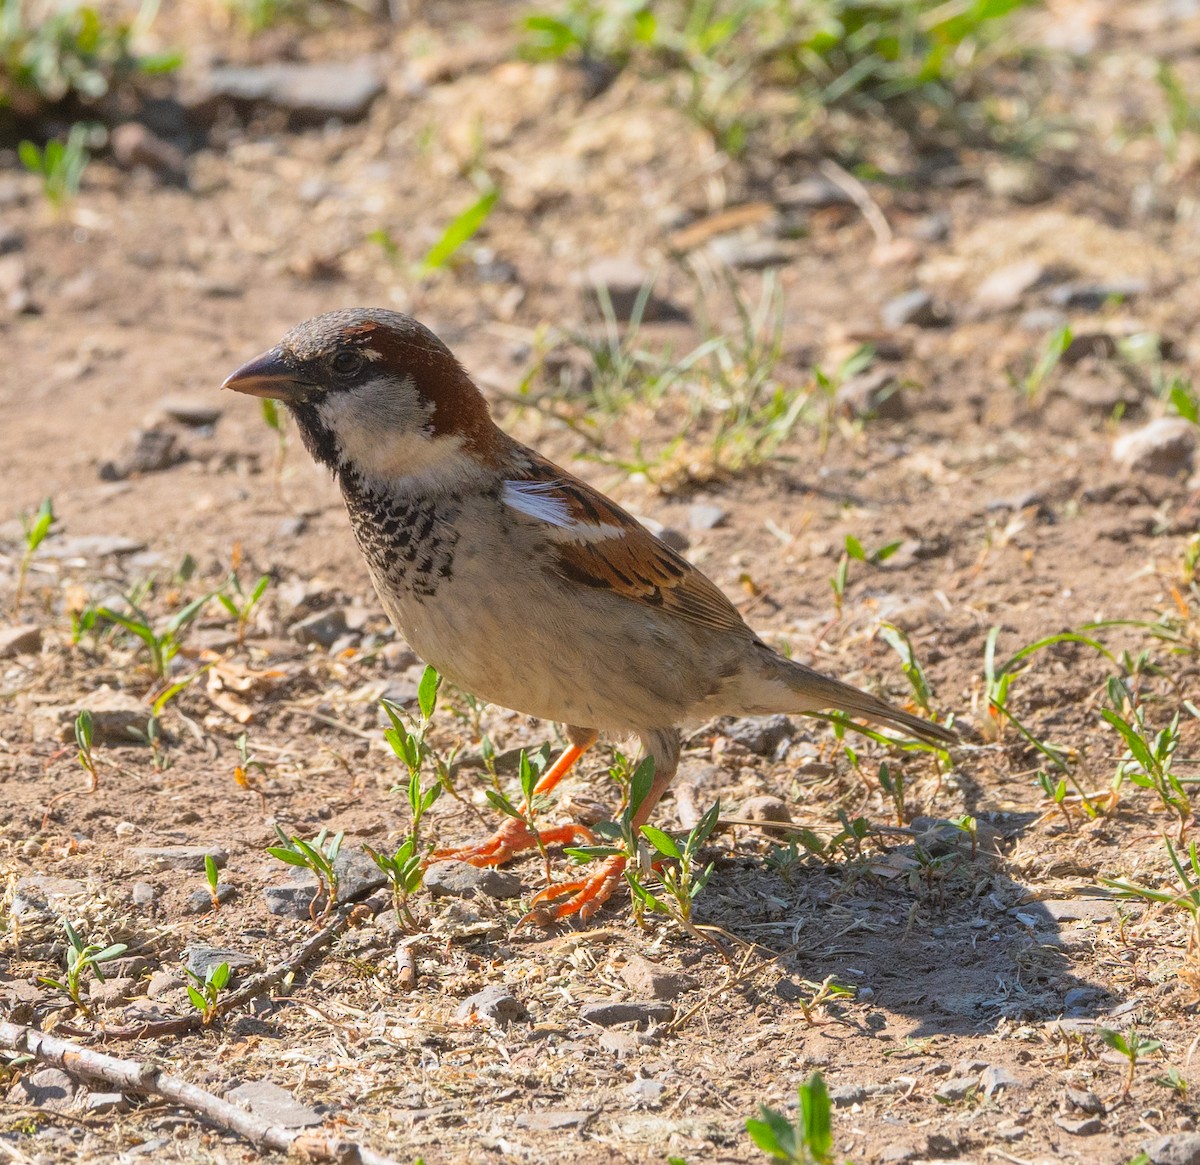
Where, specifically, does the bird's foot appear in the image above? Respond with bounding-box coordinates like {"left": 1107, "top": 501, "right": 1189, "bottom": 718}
{"left": 430, "top": 816, "right": 594, "bottom": 868}
{"left": 519, "top": 855, "right": 628, "bottom": 926}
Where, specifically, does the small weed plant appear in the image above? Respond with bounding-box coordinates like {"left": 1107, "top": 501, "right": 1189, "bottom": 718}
{"left": 19, "top": 122, "right": 92, "bottom": 209}
{"left": 185, "top": 960, "right": 230, "bottom": 1025}
{"left": 14, "top": 495, "right": 53, "bottom": 612}
{"left": 1098, "top": 1026, "right": 1162, "bottom": 1096}
{"left": 38, "top": 919, "right": 127, "bottom": 1018}
{"left": 267, "top": 827, "right": 343, "bottom": 921}
{"left": 746, "top": 1070, "right": 837, "bottom": 1164}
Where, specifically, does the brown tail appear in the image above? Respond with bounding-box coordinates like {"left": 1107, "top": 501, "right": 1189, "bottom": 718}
{"left": 773, "top": 656, "right": 958, "bottom": 747}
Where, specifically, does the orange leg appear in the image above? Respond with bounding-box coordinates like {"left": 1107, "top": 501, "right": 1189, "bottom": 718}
{"left": 429, "top": 729, "right": 598, "bottom": 867}
{"left": 519, "top": 854, "right": 628, "bottom": 927}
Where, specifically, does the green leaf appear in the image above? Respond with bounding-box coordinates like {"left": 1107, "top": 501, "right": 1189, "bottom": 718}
{"left": 640, "top": 825, "right": 681, "bottom": 859}
{"left": 745, "top": 1106, "right": 796, "bottom": 1160}
{"left": 420, "top": 187, "right": 499, "bottom": 274}
{"left": 1098, "top": 1028, "right": 1131, "bottom": 1056}
{"left": 208, "top": 962, "right": 231, "bottom": 990}
{"left": 417, "top": 665, "right": 440, "bottom": 721}
{"left": 18, "top": 140, "right": 43, "bottom": 175}
{"left": 629, "top": 756, "right": 656, "bottom": 816}
{"left": 186, "top": 985, "right": 207, "bottom": 1011}
{"left": 485, "top": 788, "right": 522, "bottom": 818}
{"left": 266, "top": 846, "right": 311, "bottom": 868}
{"left": 844, "top": 534, "right": 866, "bottom": 562}
{"left": 798, "top": 1071, "right": 834, "bottom": 1162}
{"left": 205, "top": 854, "right": 219, "bottom": 891}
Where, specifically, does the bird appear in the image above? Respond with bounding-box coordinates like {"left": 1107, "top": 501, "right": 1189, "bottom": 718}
{"left": 223, "top": 308, "right": 957, "bottom": 924}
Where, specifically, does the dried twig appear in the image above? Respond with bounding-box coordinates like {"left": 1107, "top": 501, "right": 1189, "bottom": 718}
{"left": 817, "top": 157, "right": 893, "bottom": 246}
{"left": 64, "top": 893, "right": 387, "bottom": 1042}
{"left": 0, "top": 1021, "right": 403, "bottom": 1165}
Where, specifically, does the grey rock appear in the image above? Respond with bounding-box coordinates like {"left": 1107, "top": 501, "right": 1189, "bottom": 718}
{"left": 708, "top": 235, "right": 792, "bottom": 270}
{"left": 580, "top": 1000, "right": 673, "bottom": 1027}
{"left": 980, "top": 1065, "right": 1023, "bottom": 1096}
{"left": 110, "top": 123, "right": 187, "bottom": 181}
{"left": 1063, "top": 986, "right": 1100, "bottom": 1010}
{"left": 456, "top": 984, "right": 525, "bottom": 1025}
{"left": 424, "top": 861, "right": 523, "bottom": 900}
{"left": 1112, "top": 418, "right": 1196, "bottom": 477}
{"left": 130, "top": 881, "right": 157, "bottom": 907}
{"left": 85, "top": 1091, "right": 128, "bottom": 1114}
{"left": 830, "top": 1084, "right": 868, "bottom": 1107}
{"left": 834, "top": 369, "right": 906, "bottom": 419}
{"left": 157, "top": 395, "right": 222, "bottom": 427}
{"left": 11, "top": 875, "right": 86, "bottom": 918}
{"left": 1144, "top": 1132, "right": 1200, "bottom": 1165}
{"left": 7, "top": 1067, "right": 77, "bottom": 1111}
{"left": 514, "top": 1110, "right": 594, "bottom": 1131}
{"left": 1061, "top": 332, "right": 1118, "bottom": 365}
{"left": 1065, "top": 1086, "right": 1105, "bottom": 1115}
{"left": 984, "top": 159, "right": 1048, "bottom": 203}
{"left": 40, "top": 534, "right": 146, "bottom": 559}
{"left": 879, "top": 1146, "right": 916, "bottom": 1164}
{"left": 58, "top": 691, "right": 148, "bottom": 745}
{"left": 264, "top": 879, "right": 320, "bottom": 919}
{"left": 776, "top": 175, "right": 854, "bottom": 208}
{"left": 0, "top": 624, "right": 42, "bottom": 658}
{"left": 226, "top": 1080, "right": 322, "bottom": 1129}
{"left": 882, "top": 289, "right": 943, "bottom": 329}
{"left": 130, "top": 845, "right": 228, "bottom": 872}
{"left": 88, "top": 976, "right": 137, "bottom": 1007}
{"left": 193, "top": 62, "right": 384, "bottom": 124}
{"left": 619, "top": 955, "right": 697, "bottom": 1002}
{"left": 1054, "top": 1114, "right": 1103, "bottom": 1135}
{"left": 739, "top": 795, "right": 793, "bottom": 824}
{"left": 934, "top": 1077, "right": 978, "bottom": 1102}
{"left": 687, "top": 503, "right": 727, "bottom": 531}
{"left": 1019, "top": 307, "right": 1070, "bottom": 332}
{"left": 147, "top": 971, "right": 184, "bottom": 998}
{"left": 333, "top": 848, "right": 387, "bottom": 901}
{"left": 1040, "top": 898, "right": 1116, "bottom": 922}
{"left": 722, "top": 714, "right": 795, "bottom": 756}
{"left": 98, "top": 427, "right": 182, "bottom": 481}
{"left": 108, "top": 956, "right": 150, "bottom": 979}
{"left": 291, "top": 607, "right": 349, "bottom": 648}
{"left": 974, "top": 260, "right": 1046, "bottom": 312}
{"left": 186, "top": 884, "right": 236, "bottom": 914}
{"left": 1048, "top": 279, "right": 1146, "bottom": 310}
{"left": 579, "top": 258, "right": 686, "bottom": 323}
{"left": 182, "top": 946, "right": 256, "bottom": 982}
{"left": 626, "top": 1077, "right": 665, "bottom": 1106}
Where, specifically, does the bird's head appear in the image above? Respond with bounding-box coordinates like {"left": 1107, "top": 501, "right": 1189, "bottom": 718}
{"left": 222, "top": 309, "right": 501, "bottom": 483}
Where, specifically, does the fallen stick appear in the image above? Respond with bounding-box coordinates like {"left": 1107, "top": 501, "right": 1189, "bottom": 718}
{"left": 0, "top": 1020, "right": 403, "bottom": 1165}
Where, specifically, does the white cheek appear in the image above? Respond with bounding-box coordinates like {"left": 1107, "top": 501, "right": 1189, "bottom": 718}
{"left": 317, "top": 375, "right": 471, "bottom": 486}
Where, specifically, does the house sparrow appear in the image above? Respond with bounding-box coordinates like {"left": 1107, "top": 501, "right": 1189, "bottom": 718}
{"left": 223, "top": 309, "right": 956, "bottom": 923}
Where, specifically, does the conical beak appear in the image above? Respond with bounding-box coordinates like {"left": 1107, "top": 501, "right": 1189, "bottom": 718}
{"left": 222, "top": 348, "right": 314, "bottom": 403}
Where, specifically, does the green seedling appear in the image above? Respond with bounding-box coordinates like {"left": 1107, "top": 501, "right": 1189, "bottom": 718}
{"left": 1098, "top": 1026, "right": 1162, "bottom": 1096}
{"left": 381, "top": 666, "right": 463, "bottom": 805}
{"left": 1103, "top": 836, "right": 1200, "bottom": 959}
{"left": 234, "top": 732, "right": 268, "bottom": 813}
{"left": 634, "top": 799, "right": 720, "bottom": 926}
{"left": 98, "top": 588, "right": 213, "bottom": 680}
{"left": 1103, "top": 678, "right": 1190, "bottom": 840}
{"left": 364, "top": 767, "right": 442, "bottom": 928}
{"left": 746, "top": 1070, "right": 836, "bottom": 1164}
{"left": 204, "top": 854, "right": 222, "bottom": 913}
{"left": 1164, "top": 374, "right": 1200, "bottom": 426}
{"left": 267, "top": 827, "right": 343, "bottom": 921}
{"left": 1020, "top": 323, "right": 1072, "bottom": 403}
{"left": 798, "top": 976, "right": 856, "bottom": 1026}
{"left": 259, "top": 397, "right": 289, "bottom": 501}
{"left": 19, "top": 123, "right": 92, "bottom": 209}
{"left": 216, "top": 558, "right": 270, "bottom": 647}
{"left": 185, "top": 960, "right": 230, "bottom": 1025}
{"left": 420, "top": 184, "right": 500, "bottom": 276}
{"left": 765, "top": 830, "right": 827, "bottom": 880}
{"left": 1036, "top": 769, "right": 1071, "bottom": 829}
{"left": 74, "top": 709, "right": 98, "bottom": 792}
{"left": 877, "top": 623, "right": 933, "bottom": 716}
{"left": 876, "top": 761, "right": 905, "bottom": 827}
{"left": 38, "top": 919, "right": 128, "bottom": 1018}
{"left": 949, "top": 814, "right": 978, "bottom": 858}
{"left": 1157, "top": 1066, "right": 1189, "bottom": 1096}
{"left": 482, "top": 744, "right": 554, "bottom": 876}
{"left": 14, "top": 496, "right": 53, "bottom": 612}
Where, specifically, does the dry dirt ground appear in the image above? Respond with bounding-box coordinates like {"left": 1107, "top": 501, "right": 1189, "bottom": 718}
{"left": 3, "top": 1, "right": 1200, "bottom": 1163}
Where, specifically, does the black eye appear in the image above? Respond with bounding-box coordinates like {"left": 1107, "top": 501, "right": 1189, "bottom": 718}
{"left": 331, "top": 350, "right": 363, "bottom": 376}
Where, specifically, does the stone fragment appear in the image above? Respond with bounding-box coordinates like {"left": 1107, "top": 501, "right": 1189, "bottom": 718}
{"left": 514, "top": 1110, "right": 594, "bottom": 1131}
{"left": 110, "top": 123, "right": 187, "bottom": 181}
{"left": 687, "top": 503, "right": 727, "bottom": 531}
{"left": 974, "top": 259, "right": 1046, "bottom": 312}
{"left": 130, "top": 845, "right": 228, "bottom": 872}
{"left": 619, "top": 955, "right": 697, "bottom": 1002}
{"left": 226, "top": 1080, "right": 322, "bottom": 1129}
{"left": 980, "top": 1065, "right": 1023, "bottom": 1096}
{"left": 291, "top": 608, "right": 349, "bottom": 648}
{"left": 1143, "top": 1133, "right": 1200, "bottom": 1165}
{"left": 579, "top": 1000, "right": 673, "bottom": 1027}
{"left": 10, "top": 875, "right": 87, "bottom": 918}
{"left": 1047, "top": 279, "right": 1146, "bottom": 310}
{"left": 131, "top": 881, "right": 157, "bottom": 907}
{"left": 98, "top": 427, "right": 182, "bottom": 480}
{"left": 739, "top": 795, "right": 793, "bottom": 824}
{"left": 721, "top": 714, "right": 794, "bottom": 756}
{"left": 424, "top": 861, "right": 523, "bottom": 900}
{"left": 6, "top": 1067, "right": 77, "bottom": 1111}
{"left": 157, "top": 395, "right": 222, "bottom": 427}
{"left": 882, "top": 289, "right": 944, "bottom": 329}
{"left": 85, "top": 1092, "right": 128, "bottom": 1113}
{"left": 147, "top": 971, "right": 184, "bottom": 998}
{"left": 626, "top": 1077, "right": 665, "bottom": 1106}
{"left": 1065, "top": 1086, "right": 1105, "bottom": 1114}
{"left": 186, "top": 884, "right": 236, "bottom": 914}
{"left": 189, "top": 62, "right": 385, "bottom": 125}
{"left": 456, "top": 984, "right": 525, "bottom": 1025}
{"left": 578, "top": 258, "right": 687, "bottom": 323}
{"left": 1112, "top": 418, "right": 1196, "bottom": 477}
{"left": 1054, "top": 1114, "right": 1103, "bottom": 1135}
{"left": 182, "top": 946, "right": 257, "bottom": 982}
{"left": 835, "top": 369, "right": 906, "bottom": 419}
{"left": 934, "top": 1077, "right": 978, "bottom": 1102}
{"left": 88, "top": 976, "right": 137, "bottom": 1007}
{"left": 829, "top": 1084, "right": 868, "bottom": 1107}
{"left": 0, "top": 624, "right": 41, "bottom": 657}
{"left": 39, "top": 535, "right": 145, "bottom": 559}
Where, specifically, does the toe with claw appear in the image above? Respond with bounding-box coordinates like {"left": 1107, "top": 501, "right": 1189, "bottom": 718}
{"left": 519, "top": 854, "right": 628, "bottom": 927}
{"left": 431, "top": 816, "right": 593, "bottom": 868}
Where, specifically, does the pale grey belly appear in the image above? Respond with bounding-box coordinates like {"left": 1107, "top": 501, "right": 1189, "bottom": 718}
{"left": 369, "top": 553, "right": 735, "bottom": 733}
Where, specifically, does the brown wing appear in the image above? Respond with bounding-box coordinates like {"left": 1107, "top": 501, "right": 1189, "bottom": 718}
{"left": 503, "top": 453, "right": 751, "bottom": 637}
